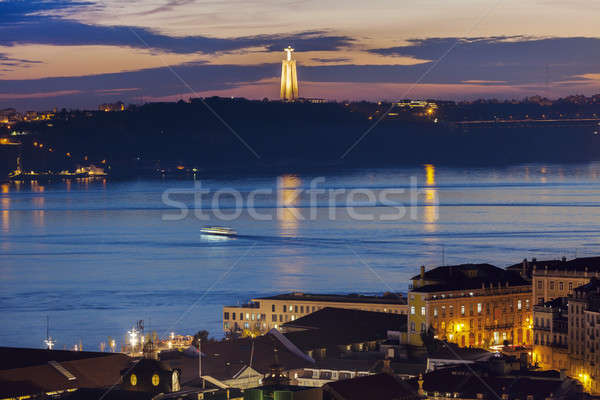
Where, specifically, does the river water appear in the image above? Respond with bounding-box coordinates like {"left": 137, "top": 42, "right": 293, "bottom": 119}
{"left": 2, "top": 164, "right": 600, "bottom": 349}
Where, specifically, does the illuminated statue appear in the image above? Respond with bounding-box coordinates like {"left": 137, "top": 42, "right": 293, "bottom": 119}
{"left": 280, "top": 46, "right": 299, "bottom": 101}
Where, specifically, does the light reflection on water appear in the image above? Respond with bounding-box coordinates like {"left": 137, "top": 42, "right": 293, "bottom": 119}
{"left": 1, "top": 164, "right": 600, "bottom": 348}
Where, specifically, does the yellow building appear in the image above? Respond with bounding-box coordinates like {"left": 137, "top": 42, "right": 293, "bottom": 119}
{"left": 408, "top": 264, "right": 532, "bottom": 349}
{"left": 530, "top": 256, "right": 600, "bottom": 305}
{"left": 532, "top": 297, "right": 569, "bottom": 371}
{"left": 222, "top": 292, "right": 407, "bottom": 334}
{"left": 280, "top": 46, "right": 299, "bottom": 101}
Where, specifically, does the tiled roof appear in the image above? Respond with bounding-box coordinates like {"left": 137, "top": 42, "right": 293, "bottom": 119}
{"left": 411, "top": 263, "right": 529, "bottom": 292}
{"left": 0, "top": 347, "right": 131, "bottom": 398}
{"left": 281, "top": 308, "right": 406, "bottom": 351}
{"left": 323, "top": 373, "right": 417, "bottom": 400}
{"left": 159, "top": 334, "right": 311, "bottom": 385}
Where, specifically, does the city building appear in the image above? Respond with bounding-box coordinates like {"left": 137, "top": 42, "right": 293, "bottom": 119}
{"left": 280, "top": 46, "right": 299, "bottom": 101}
{"left": 568, "top": 277, "right": 600, "bottom": 394}
{"left": 222, "top": 292, "right": 407, "bottom": 335}
{"left": 408, "top": 356, "right": 585, "bottom": 400}
{"left": 407, "top": 264, "right": 532, "bottom": 348}
{"left": 159, "top": 333, "right": 312, "bottom": 390}
{"left": 532, "top": 297, "right": 569, "bottom": 371}
{"left": 531, "top": 256, "right": 600, "bottom": 305}
{"left": 99, "top": 101, "right": 125, "bottom": 112}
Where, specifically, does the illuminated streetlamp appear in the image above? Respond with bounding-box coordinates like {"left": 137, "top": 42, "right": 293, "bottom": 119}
{"left": 128, "top": 327, "right": 139, "bottom": 352}
{"left": 44, "top": 337, "right": 55, "bottom": 350}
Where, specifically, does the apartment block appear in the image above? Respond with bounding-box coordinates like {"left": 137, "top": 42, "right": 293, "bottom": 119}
{"left": 222, "top": 292, "right": 407, "bottom": 334}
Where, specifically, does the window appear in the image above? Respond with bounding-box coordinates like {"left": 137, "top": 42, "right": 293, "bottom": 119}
{"left": 477, "top": 303, "right": 482, "bottom": 313}
{"left": 289, "top": 305, "right": 293, "bottom": 312}
{"left": 461, "top": 305, "right": 465, "bottom": 315}
{"left": 294, "top": 305, "right": 298, "bottom": 312}
{"left": 441, "top": 321, "right": 446, "bottom": 330}
{"left": 410, "top": 322, "right": 416, "bottom": 332}
{"left": 224, "top": 312, "right": 230, "bottom": 320}
{"left": 232, "top": 313, "right": 236, "bottom": 320}
{"left": 282, "top": 305, "right": 286, "bottom": 312}
{"left": 569, "top": 282, "right": 573, "bottom": 291}
{"left": 411, "top": 306, "right": 415, "bottom": 315}
{"left": 300, "top": 306, "right": 304, "bottom": 313}
{"left": 244, "top": 322, "right": 249, "bottom": 329}
{"left": 246, "top": 313, "right": 250, "bottom": 320}
{"left": 434, "top": 307, "right": 438, "bottom": 317}
{"left": 251, "top": 313, "right": 256, "bottom": 321}
{"left": 272, "top": 305, "right": 276, "bottom": 312}
{"left": 279, "top": 314, "right": 283, "bottom": 322}
{"left": 421, "top": 323, "right": 426, "bottom": 332}
{"left": 272, "top": 314, "right": 277, "bottom": 322}
{"left": 517, "top": 300, "right": 522, "bottom": 310}
{"left": 550, "top": 281, "right": 554, "bottom": 290}
{"left": 421, "top": 306, "right": 426, "bottom": 316}
{"left": 559, "top": 282, "right": 564, "bottom": 291}
{"left": 312, "top": 306, "right": 316, "bottom": 312}
{"left": 537, "top": 280, "right": 543, "bottom": 289}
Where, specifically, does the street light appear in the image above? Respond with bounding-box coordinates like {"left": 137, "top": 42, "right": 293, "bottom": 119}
{"left": 128, "top": 327, "right": 139, "bottom": 352}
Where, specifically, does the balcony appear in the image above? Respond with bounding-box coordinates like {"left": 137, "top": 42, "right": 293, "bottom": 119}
{"left": 485, "top": 323, "right": 514, "bottom": 330}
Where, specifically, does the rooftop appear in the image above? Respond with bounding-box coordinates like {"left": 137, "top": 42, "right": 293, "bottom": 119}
{"left": 282, "top": 307, "right": 406, "bottom": 351}
{"left": 0, "top": 347, "right": 131, "bottom": 398}
{"left": 254, "top": 292, "right": 406, "bottom": 305}
{"left": 323, "top": 373, "right": 417, "bottom": 400}
{"left": 411, "top": 263, "right": 530, "bottom": 292}
{"left": 159, "top": 333, "right": 311, "bottom": 385}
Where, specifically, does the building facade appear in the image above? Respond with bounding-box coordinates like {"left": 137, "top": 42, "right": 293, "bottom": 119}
{"left": 532, "top": 256, "right": 600, "bottom": 305}
{"left": 532, "top": 297, "right": 569, "bottom": 371}
{"left": 408, "top": 264, "right": 532, "bottom": 348}
{"left": 568, "top": 278, "right": 600, "bottom": 394}
{"left": 222, "top": 292, "right": 407, "bottom": 334}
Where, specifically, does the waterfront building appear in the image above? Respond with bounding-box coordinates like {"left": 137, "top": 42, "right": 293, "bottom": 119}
{"left": 531, "top": 256, "right": 600, "bottom": 305}
{"left": 532, "top": 297, "right": 569, "bottom": 371}
{"left": 407, "top": 264, "right": 532, "bottom": 348}
{"left": 222, "top": 292, "right": 407, "bottom": 335}
{"left": 280, "top": 46, "right": 299, "bottom": 101}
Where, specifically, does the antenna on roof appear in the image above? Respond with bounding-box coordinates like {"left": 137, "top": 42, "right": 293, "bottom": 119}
{"left": 44, "top": 316, "right": 55, "bottom": 350}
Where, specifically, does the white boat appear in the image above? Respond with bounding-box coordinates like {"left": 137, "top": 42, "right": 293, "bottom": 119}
{"left": 200, "top": 226, "right": 237, "bottom": 236}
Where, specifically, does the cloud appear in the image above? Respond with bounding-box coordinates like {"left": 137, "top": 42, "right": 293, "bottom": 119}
{"left": 0, "top": 1, "right": 353, "bottom": 54}
{"left": 0, "top": 54, "right": 43, "bottom": 71}
{"left": 367, "top": 36, "right": 600, "bottom": 85}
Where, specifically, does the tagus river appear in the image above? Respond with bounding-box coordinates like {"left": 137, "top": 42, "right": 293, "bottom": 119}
{"left": 2, "top": 164, "right": 600, "bottom": 349}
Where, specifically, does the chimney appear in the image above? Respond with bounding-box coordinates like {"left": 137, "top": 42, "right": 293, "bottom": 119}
{"left": 562, "top": 256, "right": 567, "bottom": 262}
{"left": 420, "top": 266, "right": 425, "bottom": 279}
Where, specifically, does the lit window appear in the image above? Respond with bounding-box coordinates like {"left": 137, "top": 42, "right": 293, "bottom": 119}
{"left": 410, "top": 306, "right": 415, "bottom": 315}
{"left": 421, "top": 306, "right": 426, "bottom": 316}
{"left": 518, "top": 300, "right": 522, "bottom": 310}
{"left": 434, "top": 308, "right": 438, "bottom": 317}
{"left": 152, "top": 374, "right": 160, "bottom": 386}
{"left": 477, "top": 303, "right": 482, "bottom": 313}
{"left": 461, "top": 305, "right": 465, "bottom": 315}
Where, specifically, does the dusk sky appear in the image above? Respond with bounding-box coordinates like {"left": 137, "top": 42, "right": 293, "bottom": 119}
{"left": 1, "top": 0, "right": 600, "bottom": 110}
